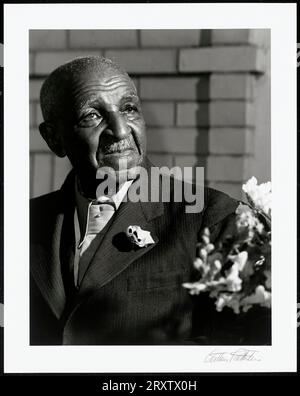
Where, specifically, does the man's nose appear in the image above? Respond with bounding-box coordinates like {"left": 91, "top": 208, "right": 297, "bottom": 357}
{"left": 106, "top": 111, "right": 130, "bottom": 140}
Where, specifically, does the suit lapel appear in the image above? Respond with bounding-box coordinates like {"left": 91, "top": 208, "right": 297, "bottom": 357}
{"left": 31, "top": 170, "right": 76, "bottom": 319}
{"left": 78, "top": 197, "right": 163, "bottom": 298}
{"left": 31, "top": 159, "right": 165, "bottom": 312}
{"left": 77, "top": 160, "right": 164, "bottom": 297}
{"left": 31, "top": 211, "right": 66, "bottom": 319}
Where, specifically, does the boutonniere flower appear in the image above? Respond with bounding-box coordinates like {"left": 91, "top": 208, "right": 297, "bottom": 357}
{"left": 126, "top": 225, "right": 155, "bottom": 248}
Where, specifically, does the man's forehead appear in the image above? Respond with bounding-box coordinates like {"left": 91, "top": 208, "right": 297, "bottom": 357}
{"left": 40, "top": 56, "right": 139, "bottom": 120}
{"left": 71, "top": 67, "right": 134, "bottom": 87}
{"left": 68, "top": 68, "right": 137, "bottom": 98}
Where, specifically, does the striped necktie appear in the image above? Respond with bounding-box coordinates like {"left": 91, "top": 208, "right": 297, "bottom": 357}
{"left": 74, "top": 201, "right": 116, "bottom": 287}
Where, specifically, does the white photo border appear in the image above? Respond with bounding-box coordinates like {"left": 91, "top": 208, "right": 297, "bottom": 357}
{"left": 3, "top": 3, "right": 297, "bottom": 373}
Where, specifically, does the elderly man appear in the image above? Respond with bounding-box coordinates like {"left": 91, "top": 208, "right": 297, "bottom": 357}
{"left": 30, "top": 56, "right": 248, "bottom": 345}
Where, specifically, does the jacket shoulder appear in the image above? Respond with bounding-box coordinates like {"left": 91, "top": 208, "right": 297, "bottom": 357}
{"left": 30, "top": 169, "right": 75, "bottom": 214}
{"left": 30, "top": 190, "right": 63, "bottom": 240}
{"left": 30, "top": 190, "right": 61, "bottom": 214}
{"left": 202, "top": 187, "right": 239, "bottom": 228}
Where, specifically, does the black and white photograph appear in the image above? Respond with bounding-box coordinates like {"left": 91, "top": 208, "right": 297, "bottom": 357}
{"left": 3, "top": 3, "right": 297, "bottom": 374}
{"left": 29, "top": 28, "right": 272, "bottom": 347}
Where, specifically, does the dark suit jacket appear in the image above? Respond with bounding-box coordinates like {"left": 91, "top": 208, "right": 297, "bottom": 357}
{"left": 30, "top": 160, "right": 270, "bottom": 345}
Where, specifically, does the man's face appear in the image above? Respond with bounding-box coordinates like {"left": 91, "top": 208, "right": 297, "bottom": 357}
{"left": 57, "top": 68, "right": 146, "bottom": 183}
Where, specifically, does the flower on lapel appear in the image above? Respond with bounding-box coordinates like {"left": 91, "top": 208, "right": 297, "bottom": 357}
{"left": 126, "top": 225, "right": 155, "bottom": 248}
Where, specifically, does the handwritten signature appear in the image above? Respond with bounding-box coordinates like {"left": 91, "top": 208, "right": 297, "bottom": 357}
{"left": 204, "top": 348, "right": 261, "bottom": 363}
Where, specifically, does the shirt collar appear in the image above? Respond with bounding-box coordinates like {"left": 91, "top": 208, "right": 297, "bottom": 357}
{"left": 75, "top": 176, "right": 133, "bottom": 241}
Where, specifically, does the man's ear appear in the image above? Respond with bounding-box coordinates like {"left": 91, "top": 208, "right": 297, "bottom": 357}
{"left": 39, "top": 122, "right": 67, "bottom": 158}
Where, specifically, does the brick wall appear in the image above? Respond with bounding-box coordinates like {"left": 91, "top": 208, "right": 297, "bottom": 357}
{"left": 29, "top": 29, "right": 270, "bottom": 199}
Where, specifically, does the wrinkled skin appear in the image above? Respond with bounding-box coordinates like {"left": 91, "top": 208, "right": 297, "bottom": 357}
{"left": 40, "top": 67, "right": 147, "bottom": 198}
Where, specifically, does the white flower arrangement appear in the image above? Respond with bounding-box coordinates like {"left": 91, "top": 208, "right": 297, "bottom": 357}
{"left": 242, "top": 176, "right": 271, "bottom": 218}
{"left": 183, "top": 177, "right": 271, "bottom": 314}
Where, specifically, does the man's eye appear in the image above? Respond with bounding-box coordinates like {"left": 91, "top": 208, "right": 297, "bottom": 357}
{"left": 78, "top": 113, "right": 102, "bottom": 127}
{"left": 87, "top": 113, "right": 98, "bottom": 119}
{"left": 123, "top": 105, "right": 138, "bottom": 114}
{"left": 84, "top": 113, "right": 101, "bottom": 120}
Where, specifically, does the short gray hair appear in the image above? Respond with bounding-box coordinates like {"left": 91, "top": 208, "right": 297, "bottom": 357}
{"left": 40, "top": 56, "right": 130, "bottom": 123}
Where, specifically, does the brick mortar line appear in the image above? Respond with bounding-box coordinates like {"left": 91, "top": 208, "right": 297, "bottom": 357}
{"left": 141, "top": 99, "right": 210, "bottom": 103}
{"left": 30, "top": 150, "right": 52, "bottom": 154}
{"left": 142, "top": 151, "right": 208, "bottom": 155}
{"left": 29, "top": 45, "right": 264, "bottom": 53}
{"left": 208, "top": 181, "right": 244, "bottom": 185}
{"left": 208, "top": 125, "right": 255, "bottom": 129}
{"left": 29, "top": 99, "right": 254, "bottom": 105}
{"left": 207, "top": 126, "right": 256, "bottom": 131}
{"left": 147, "top": 153, "right": 253, "bottom": 157}
{"left": 210, "top": 99, "right": 255, "bottom": 103}
{"left": 30, "top": 47, "right": 142, "bottom": 52}
{"left": 146, "top": 126, "right": 254, "bottom": 130}
{"left": 209, "top": 43, "right": 261, "bottom": 49}
{"left": 208, "top": 152, "right": 255, "bottom": 156}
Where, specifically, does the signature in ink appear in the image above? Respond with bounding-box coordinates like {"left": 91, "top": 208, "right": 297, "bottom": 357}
{"left": 204, "top": 348, "right": 262, "bottom": 363}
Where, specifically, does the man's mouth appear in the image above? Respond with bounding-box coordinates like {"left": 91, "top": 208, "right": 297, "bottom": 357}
{"left": 100, "top": 137, "right": 137, "bottom": 156}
